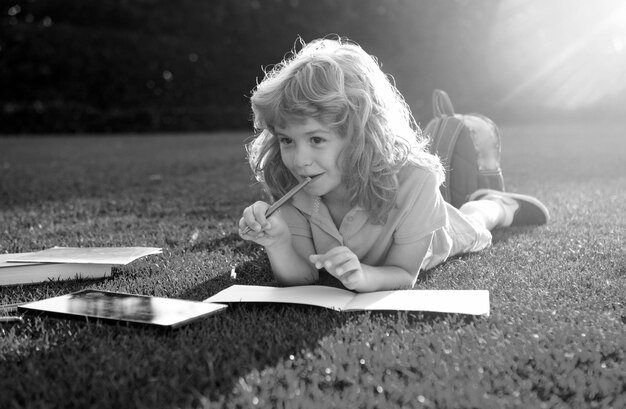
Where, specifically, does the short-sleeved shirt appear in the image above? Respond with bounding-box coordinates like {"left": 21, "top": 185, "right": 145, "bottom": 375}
{"left": 280, "top": 164, "right": 491, "bottom": 271}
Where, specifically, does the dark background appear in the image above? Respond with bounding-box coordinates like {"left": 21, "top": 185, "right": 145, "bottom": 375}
{"left": 1, "top": 0, "right": 624, "bottom": 134}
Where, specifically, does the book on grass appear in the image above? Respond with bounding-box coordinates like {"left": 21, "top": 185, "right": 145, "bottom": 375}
{"left": 18, "top": 289, "right": 228, "bottom": 328}
{"left": 204, "top": 285, "right": 490, "bottom": 316}
{"left": 0, "top": 253, "right": 113, "bottom": 286}
{"left": 1, "top": 247, "right": 162, "bottom": 286}
{"left": 7, "top": 246, "right": 162, "bottom": 264}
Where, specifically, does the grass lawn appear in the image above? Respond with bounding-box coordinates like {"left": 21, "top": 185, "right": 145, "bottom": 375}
{"left": 0, "top": 122, "right": 625, "bottom": 408}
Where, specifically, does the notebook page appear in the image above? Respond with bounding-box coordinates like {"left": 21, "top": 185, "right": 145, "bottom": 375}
{"left": 205, "top": 285, "right": 357, "bottom": 311}
{"left": 345, "top": 289, "right": 490, "bottom": 316}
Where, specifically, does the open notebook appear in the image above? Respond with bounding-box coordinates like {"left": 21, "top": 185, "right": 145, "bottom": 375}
{"left": 19, "top": 289, "right": 227, "bottom": 328}
{"left": 205, "top": 285, "right": 490, "bottom": 316}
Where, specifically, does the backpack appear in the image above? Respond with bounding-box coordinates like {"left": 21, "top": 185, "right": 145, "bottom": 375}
{"left": 424, "top": 89, "right": 505, "bottom": 208}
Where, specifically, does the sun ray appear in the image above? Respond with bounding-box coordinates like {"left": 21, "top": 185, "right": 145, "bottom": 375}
{"left": 490, "top": 0, "right": 626, "bottom": 110}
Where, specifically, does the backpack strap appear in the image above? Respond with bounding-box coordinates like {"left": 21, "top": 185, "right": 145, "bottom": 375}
{"left": 424, "top": 118, "right": 465, "bottom": 204}
{"left": 432, "top": 89, "right": 455, "bottom": 118}
{"left": 425, "top": 89, "right": 467, "bottom": 204}
{"left": 434, "top": 118, "right": 465, "bottom": 204}
{"left": 436, "top": 118, "right": 465, "bottom": 163}
{"left": 427, "top": 89, "right": 458, "bottom": 154}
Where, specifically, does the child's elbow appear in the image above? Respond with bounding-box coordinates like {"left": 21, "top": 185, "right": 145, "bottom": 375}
{"left": 408, "top": 269, "right": 420, "bottom": 288}
{"left": 393, "top": 267, "right": 419, "bottom": 290}
{"left": 274, "top": 268, "right": 319, "bottom": 286}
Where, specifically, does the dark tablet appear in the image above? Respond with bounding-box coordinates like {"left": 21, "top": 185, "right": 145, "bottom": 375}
{"left": 18, "top": 289, "right": 227, "bottom": 328}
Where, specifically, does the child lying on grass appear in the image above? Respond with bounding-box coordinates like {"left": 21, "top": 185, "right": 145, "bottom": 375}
{"left": 239, "top": 36, "right": 549, "bottom": 293}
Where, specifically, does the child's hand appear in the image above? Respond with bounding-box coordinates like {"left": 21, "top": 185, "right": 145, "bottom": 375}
{"left": 238, "top": 201, "right": 291, "bottom": 247}
{"left": 309, "top": 247, "right": 367, "bottom": 291}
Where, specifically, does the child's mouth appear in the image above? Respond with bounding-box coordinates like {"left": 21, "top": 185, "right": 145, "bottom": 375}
{"left": 306, "top": 173, "right": 324, "bottom": 183}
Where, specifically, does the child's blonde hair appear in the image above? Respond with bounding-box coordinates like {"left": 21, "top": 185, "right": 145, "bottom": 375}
{"left": 248, "top": 37, "right": 444, "bottom": 223}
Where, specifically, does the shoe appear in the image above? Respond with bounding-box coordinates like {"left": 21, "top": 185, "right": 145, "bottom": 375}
{"left": 468, "top": 189, "right": 550, "bottom": 226}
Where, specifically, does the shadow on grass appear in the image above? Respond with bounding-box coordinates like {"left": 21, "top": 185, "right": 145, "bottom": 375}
{"left": 173, "top": 256, "right": 483, "bottom": 403}
{"left": 152, "top": 230, "right": 489, "bottom": 404}
{"left": 5, "top": 248, "right": 486, "bottom": 408}
{"left": 6, "top": 305, "right": 354, "bottom": 407}
{"left": 170, "top": 256, "right": 356, "bottom": 403}
{"left": 7, "top": 266, "right": 354, "bottom": 407}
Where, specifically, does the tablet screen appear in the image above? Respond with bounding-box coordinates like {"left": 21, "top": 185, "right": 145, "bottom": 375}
{"left": 19, "top": 289, "right": 227, "bottom": 328}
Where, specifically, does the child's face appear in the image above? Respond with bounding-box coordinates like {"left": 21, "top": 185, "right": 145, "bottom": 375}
{"left": 275, "top": 117, "right": 348, "bottom": 200}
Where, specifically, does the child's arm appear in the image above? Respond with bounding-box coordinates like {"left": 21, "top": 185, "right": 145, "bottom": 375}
{"left": 309, "top": 234, "right": 433, "bottom": 292}
{"left": 265, "top": 234, "right": 318, "bottom": 285}
{"left": 239, "top": 201, "right": 318, "bottom": 284}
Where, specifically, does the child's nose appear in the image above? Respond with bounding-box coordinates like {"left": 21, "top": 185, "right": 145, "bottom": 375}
{"left": 293, "top": 146, "right": 313, "bottom": 168}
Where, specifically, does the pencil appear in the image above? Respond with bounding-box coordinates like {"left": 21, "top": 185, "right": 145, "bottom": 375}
{"left": 0, "top": 316, "right": 23, "bottom": 323}
{"left": 241, "top": 174, "right": 321, "bottom": 235}
{"left": 0, "top": 303, "right": 21, "bottom": 313}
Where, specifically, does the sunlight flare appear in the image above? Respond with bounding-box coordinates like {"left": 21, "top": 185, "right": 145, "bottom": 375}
{"left": 490, "top": 0, "right": 626, "bottom": 109}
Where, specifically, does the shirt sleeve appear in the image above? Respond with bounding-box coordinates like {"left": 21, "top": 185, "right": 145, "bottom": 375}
{"left": 393, "top": 167, "right": 448, "bottom": 245}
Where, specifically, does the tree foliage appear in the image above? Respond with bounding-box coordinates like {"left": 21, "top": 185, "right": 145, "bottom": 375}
{"left": 2, "top": 0, "right": 618, "bottom": 134}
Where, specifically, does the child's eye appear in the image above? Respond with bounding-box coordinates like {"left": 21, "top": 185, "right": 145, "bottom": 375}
{"left": 278, "top": 137, "right": 293, "bottom": 145}
{"left": 310, "top": 136, "right": 325, "bottom": 144}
